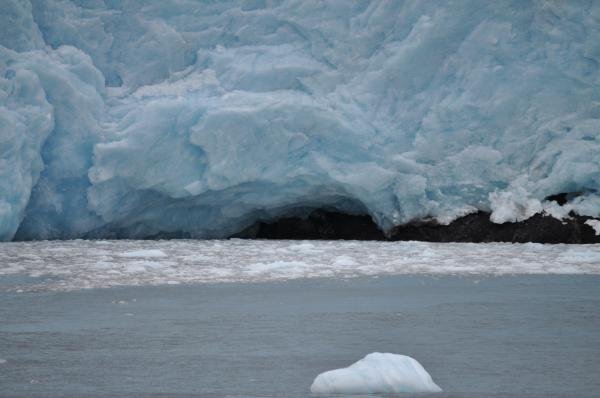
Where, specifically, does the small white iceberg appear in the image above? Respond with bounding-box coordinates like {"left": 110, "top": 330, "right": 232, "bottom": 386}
{"left": 310, "top": 352, "right": 442, "bottom": 394}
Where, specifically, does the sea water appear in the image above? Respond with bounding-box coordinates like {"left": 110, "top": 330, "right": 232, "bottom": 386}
{"left": 1, "top": 240, "right": 599, "bottom": 397}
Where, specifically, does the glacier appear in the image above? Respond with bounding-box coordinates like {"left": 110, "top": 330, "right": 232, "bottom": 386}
{"left": 0, "top": 0, "right": 599, "bottom": 241}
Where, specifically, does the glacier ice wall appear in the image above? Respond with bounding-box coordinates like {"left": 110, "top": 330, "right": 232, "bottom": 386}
{"left": 1, "top": 0, "right": 599, "bottom": 240}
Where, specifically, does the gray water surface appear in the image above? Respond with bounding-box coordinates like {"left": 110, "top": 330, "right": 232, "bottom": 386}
{"left": 1, "top": 275, "right": 599, "bottom": 397}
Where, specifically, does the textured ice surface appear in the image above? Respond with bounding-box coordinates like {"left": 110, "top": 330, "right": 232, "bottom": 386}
{"left": 1, "top": 1, "right": 600, "bottom": 240}
{"left": 311, "top": 352, "right": 442, "bottom": 394}
{"left": 1, "top": 240, "right": 599, "bottom": 292}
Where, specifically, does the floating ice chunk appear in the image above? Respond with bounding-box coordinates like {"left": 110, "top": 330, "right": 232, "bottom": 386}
{"left": 310, "top": 352, "right": 442, "bottom": 395}
{"left": 246, "top": 260, "right": 313, "bottom": 277}
{"left": 333, "top": 255, "right": 358, "bottom": 266}
{"left": 121, "top": 250, "right": 167, "bottom": 258}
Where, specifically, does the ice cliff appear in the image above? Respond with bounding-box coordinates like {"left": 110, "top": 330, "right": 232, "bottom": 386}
{"left": 1, "top": 0, "right": 599, "bottom": 241}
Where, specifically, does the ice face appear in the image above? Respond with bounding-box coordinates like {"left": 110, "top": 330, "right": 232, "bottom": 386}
{"left": 310, "top": 352, "right": 442, "bottom": 394}
{"left": 1, "top": 1, "right": 599, "bottom": 240}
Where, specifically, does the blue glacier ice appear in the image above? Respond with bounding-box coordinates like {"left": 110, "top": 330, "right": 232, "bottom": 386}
{"left": 1, "top": 0, "right": 599, "bottom": 240}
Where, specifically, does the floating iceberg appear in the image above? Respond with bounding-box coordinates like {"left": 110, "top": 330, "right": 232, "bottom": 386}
{"left": 311, "top": 352, "right": 442, "bottom": 394}
{"left": 1, "top": 1, "right": 599, "bottom": 240}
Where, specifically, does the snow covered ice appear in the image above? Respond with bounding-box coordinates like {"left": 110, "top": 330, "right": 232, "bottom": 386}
{"left": 310, "top": 352, "right": 442, "bottom": 394}
{"left": 586, "top": 219, "right": 600, "bottom": 235}
{"left": 1, "top": 1, "right": 600, "bottom": 240}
